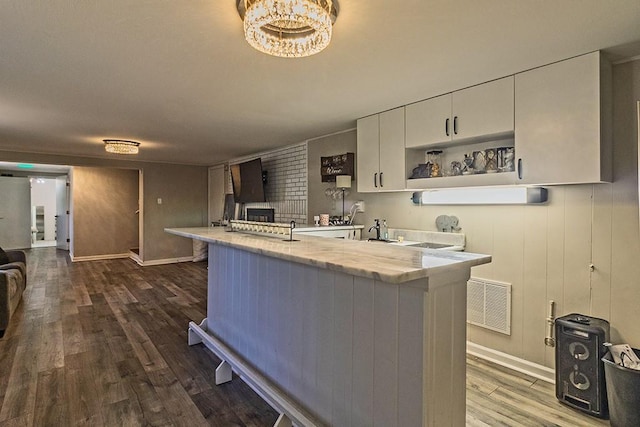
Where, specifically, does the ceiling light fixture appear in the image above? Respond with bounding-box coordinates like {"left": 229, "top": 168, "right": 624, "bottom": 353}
{"left": 103, "top": 139, "right": 140, "bottom": 155}
{"left": 237, "top": 0, "right": 339, "bottom": 58}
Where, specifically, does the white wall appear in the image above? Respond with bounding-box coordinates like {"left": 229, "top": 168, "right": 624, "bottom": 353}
{"left": 230, "top": 142, "right": 308, "bottom": 223}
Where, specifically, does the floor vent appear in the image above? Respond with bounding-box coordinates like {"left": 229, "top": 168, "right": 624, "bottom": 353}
{"left": 467, "top": 277, "right": 511, "bottom": 335}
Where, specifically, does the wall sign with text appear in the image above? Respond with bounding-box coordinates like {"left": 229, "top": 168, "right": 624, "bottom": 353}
{"left": 320, "top": 152, "right": 354, "bottom": 182}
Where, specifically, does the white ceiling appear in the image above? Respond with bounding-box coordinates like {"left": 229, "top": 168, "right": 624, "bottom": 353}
{"left": 1, "top": 1, "right": 639, "bottom": 166}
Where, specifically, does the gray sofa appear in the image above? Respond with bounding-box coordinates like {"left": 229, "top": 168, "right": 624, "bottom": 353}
{"left": 0, "top": 250, "right": 27, "bottom": 338}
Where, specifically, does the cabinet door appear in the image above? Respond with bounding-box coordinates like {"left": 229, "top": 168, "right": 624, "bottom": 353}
{"left": 379, "top": 107, "right": 406, "bottom": 191}
{"left": 357, "top": 114, "right": 381, "bottom": 192}
{"left": 453, "top": 76, "right": 514, "bottom": 142}
{"left": 405, "top": 94, "right": 452, "bottom": 148}
{"left": 515, "top": 52, "right": 610, "bottom": 184}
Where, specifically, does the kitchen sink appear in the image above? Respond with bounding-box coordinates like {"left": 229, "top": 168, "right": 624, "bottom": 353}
{"left": 404, "top": 242, "right": 455, "bottom": 249}
{"left": 368, "top": 238, "right": 458, "bottom": 250}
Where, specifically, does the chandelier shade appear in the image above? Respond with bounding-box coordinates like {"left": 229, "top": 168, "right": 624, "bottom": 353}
{"left": 103, "top": 139, "right": 140, "bottom": 155}
{"left": 238, "top": 0, "right": 338, "bottom": 58}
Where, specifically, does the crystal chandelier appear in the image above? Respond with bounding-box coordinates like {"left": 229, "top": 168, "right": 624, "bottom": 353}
{"left": 238, "top": 0, "right": 339, "bottom": 58}
{"left": 103, "top": 139, "right": 140, "bottom": 155}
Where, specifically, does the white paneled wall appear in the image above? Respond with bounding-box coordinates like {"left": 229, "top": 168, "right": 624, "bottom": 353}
{"left": 358, "top": 188, "right": 602, "bottom": 368}
{"left": 356, "top": 182, "right": 635, "bottom": 369}
{"left": 207, "top": 243, "right": 469, "bottom": 426}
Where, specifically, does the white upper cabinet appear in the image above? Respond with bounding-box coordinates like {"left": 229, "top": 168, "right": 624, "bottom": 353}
{"left": 515, "top": 52, "right": 612, "bottom": 184}
{"left": 356, "top": 107, "right": 405, "bottom": 192}
{"left": 405, "top": 76, "right": 514, "bottom": 149}
{"left": 405, "top": 94, "right": 451, "bottom": 148}
{"left": 378, "top": 107, "right": 406, "bottom": 190}
{"left": 356, "top": 114, "right": 380, "bottom": 192}
{"left": 452, "top": 77, "right": 514, "bottom": 143}
{"left": 358, "top": 51, "right": 611, "bottom": 192}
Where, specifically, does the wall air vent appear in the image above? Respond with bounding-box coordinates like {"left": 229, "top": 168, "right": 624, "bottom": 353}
{"left": 467, "top": 278, "right": 512, "bottom": 335}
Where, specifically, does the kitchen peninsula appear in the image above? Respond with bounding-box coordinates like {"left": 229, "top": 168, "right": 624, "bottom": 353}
{"left": 166, "top": 226, "right": 491, "bottom": 427}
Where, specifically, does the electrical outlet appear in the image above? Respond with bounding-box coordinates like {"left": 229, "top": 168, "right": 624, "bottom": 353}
{"left": 355, "top": 201, "right": 365, "bottom": 212}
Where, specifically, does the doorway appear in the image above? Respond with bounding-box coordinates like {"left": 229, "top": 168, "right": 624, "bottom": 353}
{"left": 69, "top": 166, "right": 140, "bottom": 261}
{"left": 30, "top": 176, "right": 62, "bottom": 248}
{"left": 0, "top": 163, "right": 72, "bottom": 250}
{"left": 55, "top": 176, "right": 70, "bottom": 250}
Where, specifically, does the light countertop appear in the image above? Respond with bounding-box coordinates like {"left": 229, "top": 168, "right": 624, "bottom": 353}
{"left": 293, "top": 224, "right": 364, "bottom": 232}
{"left": 386, "top": 229, "right": 466, "bottom": 251}
{"left": 166, "top": 227, "right": 490, "bottom": 284}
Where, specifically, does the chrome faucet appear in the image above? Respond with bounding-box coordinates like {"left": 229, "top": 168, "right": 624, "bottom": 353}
{"left": 368, "top": 219, "right": 381, "bottom": 240}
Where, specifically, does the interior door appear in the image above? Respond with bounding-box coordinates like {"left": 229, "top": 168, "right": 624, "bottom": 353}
{"left": 55, "top": 175, "right": 69, "bottom": 250}
{"left": 0, "top": 176, "right": 31, "bottom": 250}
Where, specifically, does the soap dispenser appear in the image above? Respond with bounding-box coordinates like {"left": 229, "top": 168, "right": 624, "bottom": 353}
{"left": 382, "top": 220, "right": 388, "bottom": 240}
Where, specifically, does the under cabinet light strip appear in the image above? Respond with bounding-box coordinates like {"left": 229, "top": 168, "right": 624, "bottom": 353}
{"left": 413, "top": 187, "right": 548, "bottom": 205}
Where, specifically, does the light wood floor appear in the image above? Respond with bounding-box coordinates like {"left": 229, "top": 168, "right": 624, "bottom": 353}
{"left": 0, "top": 247, "right": 609, "bottom": 426}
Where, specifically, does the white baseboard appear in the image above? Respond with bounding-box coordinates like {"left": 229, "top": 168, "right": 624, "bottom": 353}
{"left": 129, "top": 251, "right": 143, "bottom": 265}
{"left": 138, "top": 256, "right": 194, "bottom": 266}
{"left": 467, "top": 341, "right": 555, "bottom": 384}
{"left": 71, "top": 253, "right": 130, "bottom": 262}
{"left": 71, "top": 252, "right": 194, "bottom": 266}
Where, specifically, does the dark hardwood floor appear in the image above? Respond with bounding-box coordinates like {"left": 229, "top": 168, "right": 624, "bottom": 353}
{"left": 0, "top": 247, "right": 278, "bottom": 426}
{"left": 0, "top": 248, "right": 609, "bottom": 426}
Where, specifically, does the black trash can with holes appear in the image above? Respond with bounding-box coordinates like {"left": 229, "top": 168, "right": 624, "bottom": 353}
{"left": 602, "top": 348, "right": 640, "bottom": 427}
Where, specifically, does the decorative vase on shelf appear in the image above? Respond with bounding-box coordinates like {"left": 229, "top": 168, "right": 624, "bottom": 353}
{"left": 462, "top": 154, "right": 474, "bottom": 175}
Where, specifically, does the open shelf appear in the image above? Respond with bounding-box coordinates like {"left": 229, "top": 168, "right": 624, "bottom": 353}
{"left": 405, "top": 137, "right": 515, "bottom": 189}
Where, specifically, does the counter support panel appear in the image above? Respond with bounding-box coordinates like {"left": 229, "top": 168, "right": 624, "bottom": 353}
{"left": 165, "top": 227, "right": 491, "bottom": 427}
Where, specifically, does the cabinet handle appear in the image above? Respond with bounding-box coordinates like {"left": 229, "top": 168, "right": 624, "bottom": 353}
{"left": 445, "top": 118, "right": 450, "bottom": 136}
{"left": 380, "top": 172, "right": 384, "bottom": 187}
{"left": 453, "top": 116, "right": 458, "bottom": 135}
{"left": 374, "top": 173, "right": 378, "bottom": 188}
{"left": 517, "top": 158, "right": 523, "bottom": 180}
